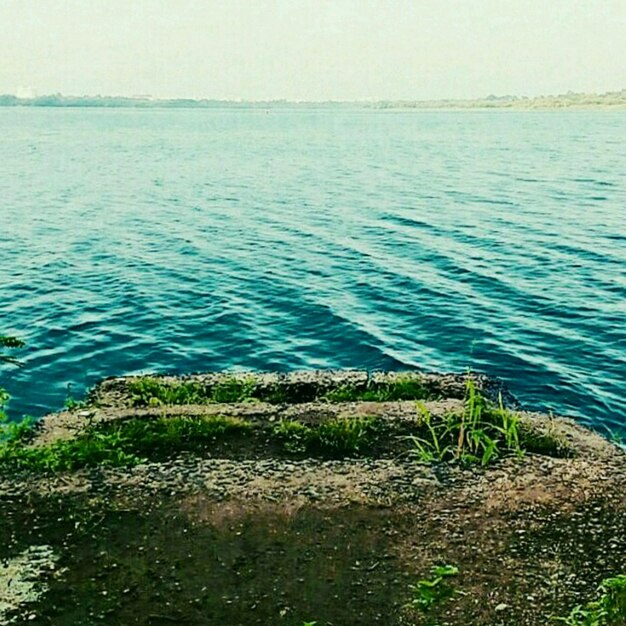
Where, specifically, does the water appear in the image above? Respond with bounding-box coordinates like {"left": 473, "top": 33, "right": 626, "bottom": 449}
{"left": 1, "top": 107, "right": 625, "bottom": 434}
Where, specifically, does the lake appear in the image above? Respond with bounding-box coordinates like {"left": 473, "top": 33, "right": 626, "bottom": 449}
{"left": 1, "top": 107, "right": 624, "bottom": 434}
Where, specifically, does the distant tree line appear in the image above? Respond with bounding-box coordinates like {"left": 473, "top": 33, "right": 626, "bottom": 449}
{"left": 0, "top": 94, "right": 322, "bottom": 108}
{"left": 0, "top": 90, "right": 624, "bottom": 109}
{"left": 369, "top": 89, "right": 626, "bottom": 109}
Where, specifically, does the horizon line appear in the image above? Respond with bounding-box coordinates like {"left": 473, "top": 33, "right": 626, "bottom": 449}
{"left": 2, "top": 88, "right": 626, "bottom": 105}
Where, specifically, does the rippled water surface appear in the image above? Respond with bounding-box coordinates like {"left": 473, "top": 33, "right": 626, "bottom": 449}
{"left": 1, "top": 107, "right": 625, "bottom": 432}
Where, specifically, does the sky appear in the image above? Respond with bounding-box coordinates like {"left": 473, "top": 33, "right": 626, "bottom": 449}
{"left": 1, "top": 0, "right": 625, "bottom": 101}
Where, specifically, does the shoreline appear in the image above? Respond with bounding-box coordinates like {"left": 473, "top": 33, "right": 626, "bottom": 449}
{"left": 1, "top": 370, "right": 625, "bottom": 625}
{"left": 2, "top": 90, "right": 626, "bottom": 111}
{"left": 2, "top": 103, "right": 626, "bottom": 111}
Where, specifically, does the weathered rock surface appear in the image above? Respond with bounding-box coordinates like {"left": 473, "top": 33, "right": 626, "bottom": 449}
{"left": 1, "top": 370, "right": 624, "bottom": 626}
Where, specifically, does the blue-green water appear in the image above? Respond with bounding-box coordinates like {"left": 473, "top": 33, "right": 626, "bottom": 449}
{"left": 1, "top": 107, "right": 625, "bottom": 433}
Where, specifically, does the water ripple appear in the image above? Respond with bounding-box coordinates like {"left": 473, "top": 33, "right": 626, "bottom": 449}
{"left": 1, "top": 107, "right": 625, "bottom": 434}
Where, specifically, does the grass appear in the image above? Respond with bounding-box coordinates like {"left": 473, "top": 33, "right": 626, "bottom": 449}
{"left": 1, "top": 380, "right": 35, "bottom": 446}
{"left": 407, "top": 379, "right": 571, "bottom": 466}
{"left": 211, "top": 377, "right": 257, "bottom": 403}
{"left": 0, "top": 374, "right": 574, "bottom": 472}
{"left": 0, "top": 415, "right": 252, "bottom": 472}
{"left": 554, "top": 574, "right": 626, "bottom": 625}
{"left": 0, "top": 388, "right": 9, "bottom": 422}
{"left": 127, "top": 376, "right": 258, "bottom": 407}
{"left": 273, "top": 416, "right": 382, "bottom": 457}
{"left": 64, "top": 384, "right": 88, "bottom": 411}
{"left": 127, "top": 376, "right": 291, "bottom": 406}
{"left": 272, "top": 420, "right": 311, "bottom": 453}
{"left": 1, "top": 413, "right": 384, "bottom": 472}
{"left": 518, "top": 422, "right": 573, "bottom": 458}
{"left": 407, "top": 380, "right": 523, "bottom": 465}
{"left": 313, "top": 416, "right": 382, "bottom": 456}
{"left": 405, "top": 567, "right": 626, "bottom": 624}
{"left": 0, "top": 412, "right": 35, "bottom": 445}
{"left": 403, "top": 566, "right": 626, "bottom": 623}
{"left": 406, "top": 564, "right": 460, "bottom": 612}
{"left": 0, "top": 332, "right": 24, "bottom": 425}
{"left": 2, "top": 380, "right": 574, "bottom": 472}
{"left": 322, "top": 375, "right": 430, "bottom": 403}
{"left": 126, "top": 374, "right": 433, "bottom": 407}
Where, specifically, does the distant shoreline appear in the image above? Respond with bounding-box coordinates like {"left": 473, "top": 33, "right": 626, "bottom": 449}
{"left": 1, "top": 90, "right": 626, "bottom": 110}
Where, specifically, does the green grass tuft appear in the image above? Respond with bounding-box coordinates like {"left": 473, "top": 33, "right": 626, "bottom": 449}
{"left": 407, "top": 564, "right": 460, "bottom": 612}
{"left": 64, "top": 384, "right": 88, "bottom": 411}
{"left": 1, "top": 413, "right": 385, "bottom": 472}
{"left": 127, "top": 374, "right": 432, "bottom": 407}
{"left": 323, "top": 375, "right": 429, "bottom": 403}
{"left": 128, "top": 378, "right": 207, "bottom": 406}
{"left": 553, "top": 574, "right": 626, "bottom": 625}
{"left": 312, "top": 416, "right": 381, "bottom": 456}
{"left": 273, "top": 416, "right": 382, "bottom": 457}
{"left": 0, "top": 415, "right": 252, "bottom": 473}
{"left": 518, "top": 424, "right": 573, "bottom": 458}
{"left": 407, "top": 380, "right": 523, "bottom": 465}
{"left": 127, "top": 377, "right": 258, "bottom": 407}
{"left": 211, "top": 378, "right": 257, "bottom": 403}
{"left": 272, "top": 420, "right": 311, "bottom": 453}
{"left": 407, "top": 379, "right": 571, "bottom": 466}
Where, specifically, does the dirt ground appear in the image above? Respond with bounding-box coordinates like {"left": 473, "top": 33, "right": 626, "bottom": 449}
{"left": 1, "top": 371, "right": 625, "bottom": 626}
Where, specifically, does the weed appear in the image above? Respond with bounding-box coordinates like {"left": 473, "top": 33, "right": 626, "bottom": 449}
{"left": 0, "top": 415, "right": 252, "bottom": 473}
{"left": 553, "top": 574, "right": 626, "bottom": 625}
{"left": 0, "top": 433, "right": 142, "bottom": 472}
{"left": 273, "top": 420, "right": 311, "bottom": 453}
{"left": 0, "top": 388, "right": 9, "bottom": 423}
{"left": 260, "top": 384, "right": 290, "bottom": 404}
{"left": 518, "top": 424, "right": 573, "bottom": 458}
{"left": 407, "top": 564, "right": 460, "bottom": 611}
{"left": 128, "top": 378, "right": 209, "bottom": 406}
{"left": 114, "top": 415, "right": 252, "bottom": 457}
{"left": 127, "top": 374, "right": 431, "bottom": 407}
{"left": 65, "top": 397, "right": 86, "bottom": 411}
{"left": 312, "top": 416, "right": 381, "bottom": 456}
{"left": 408, "top": 403, "right": 452, "bottom": 463}
{"left": 273, "top": 416, "right": 382, "bottom": 457}
{"left": 128, "top": 377, "right": 259, "bottom": 407}
{"left": 65, "top": 384, "right": 88, "bottom": 411}
{"left": 407, "top": 380, "right": 523, "bottom": 465}
{"left": 0, "top": 414, "right": 36, "bottom": 445}
{"left": 0, "top": 334, "right": 24, "bottom": 424}
{"left": 0, "top": 385, "right": 34, "bottom": 444}
{"left": 323, "top": 375, "right": 429, "bottom": 403}
{"left": 407, "top": 380, "right": 571, "bottom": 466}
{"left": 211, "top": 377, "right": 257, "bottom": 403}
{"left": 2, "top": 412, "right": 383, "bottom": 473}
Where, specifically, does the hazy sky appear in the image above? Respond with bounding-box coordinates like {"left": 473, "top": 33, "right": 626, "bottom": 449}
{"left": 1, "top": 0, "right": 625, "bottom": 100}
